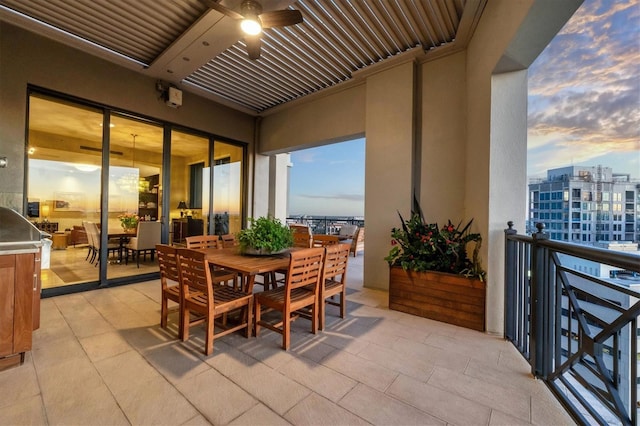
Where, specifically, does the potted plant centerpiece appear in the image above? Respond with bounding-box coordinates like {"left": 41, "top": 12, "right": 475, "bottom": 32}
{"left": 118, "top": 212, "right": 139, "bottom": 233}
{"left": 385, "top": 202, "right": 486, "bottom": 331}
{"left": 237, "top": 216, "right": 294, "bottom": 255}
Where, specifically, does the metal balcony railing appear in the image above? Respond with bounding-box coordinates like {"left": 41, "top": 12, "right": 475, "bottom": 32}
{"left": 286, "top": 216, "right": 364, "bottom": 235}
{"left": 504, "top": 222, "right": 639, "bottom": 425}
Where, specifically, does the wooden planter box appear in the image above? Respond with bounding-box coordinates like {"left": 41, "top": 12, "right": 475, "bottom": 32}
{"left": 389, "top": 266, "right": 486, "bottom": 331}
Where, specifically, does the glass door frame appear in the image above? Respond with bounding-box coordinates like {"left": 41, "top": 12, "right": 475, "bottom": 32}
{"left": 25, "top": 87, "right": 248, "bottom": 297}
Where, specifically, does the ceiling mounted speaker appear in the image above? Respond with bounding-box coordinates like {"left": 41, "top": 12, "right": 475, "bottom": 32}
{"left": 166, "top": 87, "right": 182, "bottom": 108}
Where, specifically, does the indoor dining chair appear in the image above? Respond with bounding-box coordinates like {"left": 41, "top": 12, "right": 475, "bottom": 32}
{"left": 125, "top": 221, "right": 161, "bottom": 267}
{"left": 86, "top": 221, "right": 119, "bottom": 265}
{"left": 319, "top": 243, "right": 350, "bottom": 330}
{"left": 254, "top": 247, "right": 325, "bottom": 350}
{"left": 176, "top": 248, "right": 253, "bottom": 355}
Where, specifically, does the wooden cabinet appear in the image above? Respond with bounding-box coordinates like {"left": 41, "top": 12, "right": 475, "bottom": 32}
{"left": 33, "top": 222, "right": 58, "bottom": 233}
{"left": 138, "top": 174, "right": 159, "bottom": 220}
{"left": 172, "top": 218, "right": 204, "bottom": 244}
{"left": 0, "top": 250, "right": 38, "bottom": 369}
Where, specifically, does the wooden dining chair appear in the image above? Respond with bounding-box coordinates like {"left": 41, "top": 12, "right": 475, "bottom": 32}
{"left": 185, "top": 235, "right": 220, "bottom": 250}
{"left": 312, "top": 234, "right": 340, "bottom": 247}
{"left": 176, "top": 248, "right": 253, "bottom": 356}
{"left": 292, "top": 232, "right": 313, "bottom": 248}
{"left": 319, "top": 243, "right": 350, "bottom": 330}
{"left": 254, "top": 247, "right": 325, "bottom": 350}
{"left": 289, "top": 224, "right": 311, "bottom": 235}
{"left": 267, "top": 230, "right": 313, "bottom": 289}
{"left": 220, "top": 234, "right": 238, "bottom": 248}
{"left": 349, "top": 227, "right": 365, "bottom": 257}
{"left": 185, "top": 235, "right": 239, "bottom": 289}
{"left": 156, "top": 244, "right": 182, "bottom": 337}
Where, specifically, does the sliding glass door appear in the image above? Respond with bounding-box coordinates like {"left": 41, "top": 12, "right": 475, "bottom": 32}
{"left": 27, "top": 94, "right": 103, "bottom": 288}
{"left": 26, "top": 91, "right": 246, "bottom": 292}
{"left": 212, "top": 141, "right": 244, "bottom": 236}
{"left": 107, "top": 115, "right": 163, "bottom": 279}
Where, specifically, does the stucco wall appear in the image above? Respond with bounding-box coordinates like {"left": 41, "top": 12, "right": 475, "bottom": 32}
{"left": 363, "top": 61, "right": 416, "bottom": 290}
{"left": 419, "top": 51, "right": 467, "bottom": 222}
{"left": 0, "top": 23, "right": 255, "bottom": 210}
{"left": 464, "top": 1, "right": 535, "bottom": 334}
{"left": 259, "top": 84, "right": 366, "bottom": 154}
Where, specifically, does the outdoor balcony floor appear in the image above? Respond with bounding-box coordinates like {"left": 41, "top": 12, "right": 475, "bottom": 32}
{"left": 0, "top": 254, "right": 575, "bottom": 425}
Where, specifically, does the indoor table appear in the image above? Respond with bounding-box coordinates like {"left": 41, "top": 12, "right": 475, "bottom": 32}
{"left": 107, "top": 229, "right": 137, "bottom": 263}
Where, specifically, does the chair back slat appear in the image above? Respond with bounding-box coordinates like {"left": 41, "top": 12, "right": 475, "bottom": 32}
{"left": 220, "top": 234, "right": 238, "bottom": 248}
{"left": 312, "top": 234, "right": 339, "bottom": 247}
{"left": 292, "top": 232, "right": 312, "bottom": 248}
{"left": 285, "top": 247, "right": 324, "bottom": 293}
{"left": 185, "top": 235, "right": 222, "bottom": 249}
{"left": 289, "top": 224, "right": 311, "bottom": 235}
{"left": 323, "top": 243, "right": 350, "bottom": 281}
{"left": 176, "top": 248, "right": 212, "bottom": 298}
{"left": 156, "top": 244, "right": 179, "bottom": 283}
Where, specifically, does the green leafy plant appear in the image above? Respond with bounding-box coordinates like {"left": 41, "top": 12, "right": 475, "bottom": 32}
{"left": 118, "top": 212, "right": 139, "bottom": 230}
{"left": 237, "top": 216, "right": 293, "bottom": 254}
{"left": 384, "top": 202, "right": 485, "bottom": 281}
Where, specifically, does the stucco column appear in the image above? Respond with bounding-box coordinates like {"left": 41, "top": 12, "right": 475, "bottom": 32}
{"left": 364, "top": 61, "right": 416, "bottom": 290}
{"left": 268, "top": 153, "right": 291, "bottom": 222}
{"left": 251, "top": 153, "right": 270, "bottom": 220}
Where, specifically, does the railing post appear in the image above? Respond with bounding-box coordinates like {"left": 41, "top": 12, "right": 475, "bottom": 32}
{"left": 504, "top": 221, "right": 518, "bottom": 342}
{"left": 530, "top": 222, "right": 551, "bottom": 378}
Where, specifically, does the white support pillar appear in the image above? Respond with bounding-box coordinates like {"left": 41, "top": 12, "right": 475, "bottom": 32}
{"left": 252, "top": 153, "right": 270, "bottom": 220}
{"left": 268, "top": 153, "right": 291, "bottom": 222}
{"left": 364, "top": 60, "right": 416, "bottom": 290}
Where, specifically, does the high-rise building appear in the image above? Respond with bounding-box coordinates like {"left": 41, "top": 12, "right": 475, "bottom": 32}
{"left": 529, "top": 166, "right": 640, "bottom": 243}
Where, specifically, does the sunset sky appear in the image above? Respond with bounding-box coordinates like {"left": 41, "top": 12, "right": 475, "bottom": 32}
{"left": 527, "top": 0, "right": 639, "bottom": 178}
{"left": 289, "top": 0, "right": 639, "bottom": 216}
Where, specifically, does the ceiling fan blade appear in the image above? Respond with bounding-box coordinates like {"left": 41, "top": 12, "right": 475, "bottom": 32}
{"left": 259, "top": 10, "right": 303, "bottom": 28}
{"left": 245, "top": 35, "right": 261, "bottom": 60}
{"left": 201, "top": 0, "right": 244, "bottom": 20}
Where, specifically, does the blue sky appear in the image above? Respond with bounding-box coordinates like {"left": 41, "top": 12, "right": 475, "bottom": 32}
{"left": 288, "top": 138, "right": 365, "bottom": 216}
{"left": 289, "top": 0, "right": 639, "bottom": 216}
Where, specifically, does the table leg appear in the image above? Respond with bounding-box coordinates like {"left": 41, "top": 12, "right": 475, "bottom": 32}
{"left": 244, "top": 275, "right": 256, "bottom": 294}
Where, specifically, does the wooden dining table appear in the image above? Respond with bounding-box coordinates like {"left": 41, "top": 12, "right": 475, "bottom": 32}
{"left": 196, "top": 247, "right": 294, "bottom": 293}
{"left": 107, "top": 229, "right": 136, "bottom": 263}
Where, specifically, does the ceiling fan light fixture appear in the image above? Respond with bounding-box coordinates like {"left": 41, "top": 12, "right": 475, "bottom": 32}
{"left": 240, "top": 16, "right": 262, "bottom": 35}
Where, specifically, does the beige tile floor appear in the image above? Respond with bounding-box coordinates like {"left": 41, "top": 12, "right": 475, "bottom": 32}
{"left": 0, "top": 255, "right": 576, "bottom": 425}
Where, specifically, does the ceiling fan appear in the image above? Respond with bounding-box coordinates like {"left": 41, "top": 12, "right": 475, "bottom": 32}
{"left": 203, "top": 0, "right": 303, "bottom": 60}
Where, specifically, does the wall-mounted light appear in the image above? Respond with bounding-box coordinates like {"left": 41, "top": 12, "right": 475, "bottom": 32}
{"left": 41, "top": 204, "right": 50, "bottom": 222}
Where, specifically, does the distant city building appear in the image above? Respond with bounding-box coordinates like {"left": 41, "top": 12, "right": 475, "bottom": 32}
{"left": 529, "top": 166, "right": 640, "bottom": 243}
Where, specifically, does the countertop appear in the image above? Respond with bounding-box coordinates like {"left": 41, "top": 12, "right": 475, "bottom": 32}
{"left": 0, "top": 242, "right": 42, "bottom": 255}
